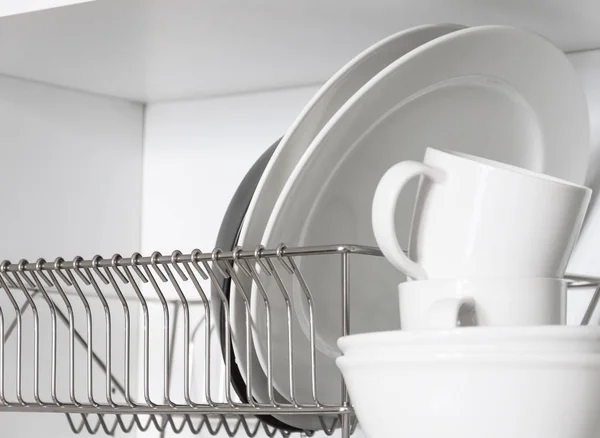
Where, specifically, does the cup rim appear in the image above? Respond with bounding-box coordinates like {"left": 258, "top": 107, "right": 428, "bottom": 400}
{"left": 427, "top": 147, "right": 591, "bottom": 191}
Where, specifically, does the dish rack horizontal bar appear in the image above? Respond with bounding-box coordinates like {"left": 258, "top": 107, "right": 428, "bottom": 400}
{"left": 0, "top": 403, "right": 349, "bottom": 415}
{"left": 0, "top": 244, "right": 382, "bottom": 273}
{"left": 0, "top": 243, "right": 598, "bottom": 437}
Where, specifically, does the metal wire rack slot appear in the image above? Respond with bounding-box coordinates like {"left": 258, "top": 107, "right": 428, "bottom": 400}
{"left": 0, "top": 244, "right": 384, "bottom": 437}
{"left": 0, "top": 244, "right": 598, "bottom": 437}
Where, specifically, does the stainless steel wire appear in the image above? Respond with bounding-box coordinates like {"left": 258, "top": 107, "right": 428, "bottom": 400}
{"left": 0, "top": 244, "right": 597, "bottom": 437}
{"left": 0, "top": 244, "right": 383, "bottom": 437}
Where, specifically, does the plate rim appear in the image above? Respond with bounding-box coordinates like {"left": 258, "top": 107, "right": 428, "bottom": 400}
{"left": 252, "top": 24, "right": 590, "bottom": 404}
{"left": 230, "top": 23, "right": 466, "bottom": 430}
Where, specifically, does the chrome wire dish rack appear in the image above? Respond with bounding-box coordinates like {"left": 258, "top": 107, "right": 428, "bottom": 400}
{"left": 0, "top": 243, "right": 598, "bottom": 437}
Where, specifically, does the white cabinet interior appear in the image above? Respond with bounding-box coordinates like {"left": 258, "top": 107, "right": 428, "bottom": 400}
{"left": 0, "top": 0, "right": 599, "bottom": 102}
{"left": 1, "top": 3, "right": 600, "bottom": 437}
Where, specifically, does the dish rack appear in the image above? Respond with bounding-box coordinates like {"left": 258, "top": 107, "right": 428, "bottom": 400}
{"left": 0, "top": 243, "right": 598, "bottom": 437}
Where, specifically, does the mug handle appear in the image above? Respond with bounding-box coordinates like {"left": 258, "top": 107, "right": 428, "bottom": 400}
{"left": 425, "top": 297, "right": 478, "bottom": 329}
{"left": 372, "top": 161, "right": 446, "bottom": 280}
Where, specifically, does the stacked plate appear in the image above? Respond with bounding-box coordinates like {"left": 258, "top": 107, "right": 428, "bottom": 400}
{"left": 212, "top": 24, "right": 591, "bottom": 431}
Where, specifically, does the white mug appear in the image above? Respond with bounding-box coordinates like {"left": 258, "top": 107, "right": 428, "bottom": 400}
{"left": 372, "top": 148, "right": 591, "bottom": 280}
{"left": 398, "top": 278, "right": 567, "bottom": 330}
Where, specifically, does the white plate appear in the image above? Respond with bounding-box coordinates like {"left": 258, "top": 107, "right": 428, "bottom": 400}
{"left": 252, "top": 25, "right": 590, "bottom": 408}
{"left": 228, "top": 23, "right": 464, "bottom": 430}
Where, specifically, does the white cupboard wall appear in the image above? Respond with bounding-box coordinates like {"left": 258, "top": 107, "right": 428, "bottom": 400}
{"left": 141, "top": 86, "right": 320, "bottom": 256}
{"left": 0, "top": 75, "right": 143, "bottom": 437}
{"left": 1, "top": 21, "right": 600, "bottom": 438}
{"left": 0, "top": 75, "right": 144, "bottom": 261}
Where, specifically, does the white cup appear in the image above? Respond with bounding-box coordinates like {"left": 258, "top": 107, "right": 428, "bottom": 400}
{"left": 398, "top": 278, "right": 567, "bottom": 330}
{"left": 372, "top": 148, "right": 591, "bottom": 280}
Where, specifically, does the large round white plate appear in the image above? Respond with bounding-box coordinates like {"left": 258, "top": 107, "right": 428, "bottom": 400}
{"left": 251, "top": 25, "right": 590, "bottom": 409}
{"left": 228, "top": 23, "right": 464, "bottom": 431}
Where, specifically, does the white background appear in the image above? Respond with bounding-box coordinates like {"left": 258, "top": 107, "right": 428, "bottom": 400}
{"left": 1, "top": 3, "right": 600, "bottom": 436}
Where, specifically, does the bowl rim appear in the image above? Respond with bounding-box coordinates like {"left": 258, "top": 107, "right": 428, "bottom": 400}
{"left": 336, "top": 352, "right": 600, "bottom": 367}
{"left": 338, "top": 326, "right": 600, "bottom": 352}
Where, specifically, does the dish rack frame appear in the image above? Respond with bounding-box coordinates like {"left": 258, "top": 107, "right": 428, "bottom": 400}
{"left": 0, "top": 243, "right": 598, "bottom": 438}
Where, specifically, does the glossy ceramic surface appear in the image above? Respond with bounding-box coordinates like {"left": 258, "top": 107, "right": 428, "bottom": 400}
{"left": 232, "top": 24, "right": 464, "bottom": 428}
{"left": 398, "top": 277, "right": 567, "bottom": 329}
{"left": 252, "top": 25, "right": 590, "bottom": 406}
{"left": 373, "top": 148, "right": 592, "bottom": 280}
{"left": 337, "top": 353, "right": 600, "bottom": 438}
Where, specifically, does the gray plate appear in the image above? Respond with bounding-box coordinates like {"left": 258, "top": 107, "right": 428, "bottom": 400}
{"left": 211, "top": 138, "right": 302, "bottom": 432}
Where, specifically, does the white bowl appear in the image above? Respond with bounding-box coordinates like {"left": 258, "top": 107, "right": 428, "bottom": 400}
{"left": 337, "top": 353, "right": 600, "bottom": 438}
{"left": 338, "top": 326, "right": 600, "bottom": 356}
